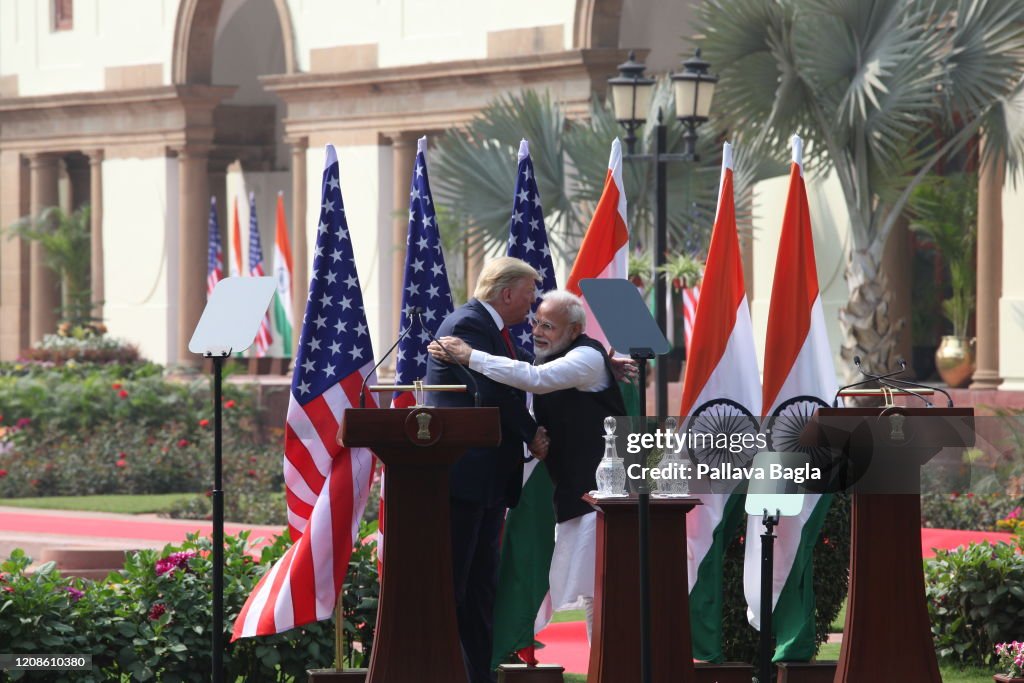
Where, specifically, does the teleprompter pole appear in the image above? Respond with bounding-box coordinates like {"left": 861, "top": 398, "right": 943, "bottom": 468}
{"left": 210, "top": 352, "right": 227, "bottom": 683}
{"left": 756, "top": 509, "right": 780, "bottom": 683}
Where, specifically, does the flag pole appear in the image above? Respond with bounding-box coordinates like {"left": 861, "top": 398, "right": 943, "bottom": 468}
{"left": 335, "top": 592, "right": 345, "bottom": 671}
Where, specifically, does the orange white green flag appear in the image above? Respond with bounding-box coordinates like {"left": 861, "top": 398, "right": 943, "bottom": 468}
{"left": 677, "top": 141, "right": 761, "bottom": 662}
{"left": 742, "top": 135, "right": 836, "bottom": 661}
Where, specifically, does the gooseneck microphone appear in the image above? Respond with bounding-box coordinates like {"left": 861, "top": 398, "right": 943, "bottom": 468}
{"left": 856, "top": 358, "right": 954, "bottom": 408}
{"left": 414, "top": 308, "right": 481, "bottom": 408}
{"left": 854, "top": 357, "right": 932, "bottom": 407}
{"left": 832, "top": 356, "right": 909, "bottom": 407}
{"left": 358, "top": 315, "right": 417, "bottom": 408}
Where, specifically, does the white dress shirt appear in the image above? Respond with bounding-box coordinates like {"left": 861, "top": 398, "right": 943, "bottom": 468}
{"left": 468, "top": 342, "right": 610, "bottom": 394}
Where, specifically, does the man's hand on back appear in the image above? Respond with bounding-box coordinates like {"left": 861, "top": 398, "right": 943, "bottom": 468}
{"left": 529, "top": 426, "right": 550, "bottom": 460}
{"left": 427, "top": 336, "right": 473, "bottom": 365}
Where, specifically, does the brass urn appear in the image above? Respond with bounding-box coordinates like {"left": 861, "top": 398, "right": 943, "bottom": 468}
{"left": 935, "top": 335, "right": 975, "bottom": 388}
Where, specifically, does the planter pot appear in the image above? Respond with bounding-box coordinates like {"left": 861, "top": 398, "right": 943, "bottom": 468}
{"left": 935, "top": 335, "right": 975, "bottom": 388}
{"left": 993, "top": 674, "right": 1024, "bottom": 682}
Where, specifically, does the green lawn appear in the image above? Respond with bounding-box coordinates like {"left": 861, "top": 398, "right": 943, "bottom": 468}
{"left": 830, "top": 598, "right": 847, "bottom": 632}
{"left": 0, "top": 493, "right": 195, "bottom": 514}
{"left": 552, "top": 609, "right": 585, "bottom": 623}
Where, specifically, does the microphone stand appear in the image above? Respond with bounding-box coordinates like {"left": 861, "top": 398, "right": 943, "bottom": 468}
{"left": 359, "top": 316, "right": 417, "bottom": 408}
{"left": 415, "top": 310, "right": 481, "bottom": 407}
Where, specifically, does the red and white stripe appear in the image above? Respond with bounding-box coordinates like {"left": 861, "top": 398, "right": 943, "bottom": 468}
{"left": 233, "top": 366, "right": 377, "bottom": 639}
{"left": 682, "top": 284, "right": 700, "bottom": 353}
{"left": 250, "top": 260, "right": 273, "bottom": 357}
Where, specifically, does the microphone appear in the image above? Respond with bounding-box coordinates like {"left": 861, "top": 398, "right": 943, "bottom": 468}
{"left": 358, "top": 311, "right": 417, "bottom": 408}
{"left": 858, "top": 358, "right": 954, "bottom": 408}
{"left": 856, "top": 358, "right": 931, "bottom": 407}
{"left": 831, "top": 355, "right": 908, "bottom": 407}
{"left": 415, "top": 309, "right": 481, "bottom": 408}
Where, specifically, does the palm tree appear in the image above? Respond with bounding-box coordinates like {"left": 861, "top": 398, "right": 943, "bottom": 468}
{"left": 431, "top": 86, "right": 770, "bottom": 269}
{"left": 696, "top": 0, "right": 1024, "bottom": 375}
{"left": 9, "top": 204, "right": 93, "bottom": 325}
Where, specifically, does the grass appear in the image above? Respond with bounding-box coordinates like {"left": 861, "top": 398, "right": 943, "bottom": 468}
{"left": 830, "top": 598, "right": 847, "bottom": 632}
{"left": 552, "top": 609, "right": 585, "bottom": 624}
{"left": 0, "top": 493, "right": 195, "bottom": 514}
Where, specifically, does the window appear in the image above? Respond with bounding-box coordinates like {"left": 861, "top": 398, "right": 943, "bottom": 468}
{"left": 53, "top": 0, "right": 73, "bottom": 31}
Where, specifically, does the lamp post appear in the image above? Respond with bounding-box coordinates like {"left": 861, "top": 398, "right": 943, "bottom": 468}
{"left": 607, "top": 48, "right": 716, "bottom": 683}
{"left": 609, "top": 48, "right": 717, "bottom": 419}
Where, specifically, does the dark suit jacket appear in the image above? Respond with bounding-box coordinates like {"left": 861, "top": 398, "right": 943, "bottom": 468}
{"left": 426, "top": 299, "right": 538, "bottom": 507}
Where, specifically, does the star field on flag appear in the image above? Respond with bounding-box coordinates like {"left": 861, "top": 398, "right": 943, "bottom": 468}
{"left": 506, "top": 139, "right": 558, "bottom": 352}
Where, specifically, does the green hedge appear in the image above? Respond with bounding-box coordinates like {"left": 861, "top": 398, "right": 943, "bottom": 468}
{"left": 0, "top": 524, "right": 379, "bottom": 681}
{"left": 927, "top": 536, "right": 1024, "bottom": 668}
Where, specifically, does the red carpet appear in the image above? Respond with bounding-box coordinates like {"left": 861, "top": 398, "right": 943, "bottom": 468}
{"left": 0, "top": 507, "right": 284, "bottom": 548}
{"left": 0, "top": 507, "right": 1014, "bottom": 675}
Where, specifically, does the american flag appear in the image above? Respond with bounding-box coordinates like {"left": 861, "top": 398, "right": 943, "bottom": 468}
{"left": 233, "top": 145, "right": 377, "bottom": 639}
{"left": 683, "top": 284, "right": 700, "bottom": 353}
{"left": 392, "top": 136, "right": 454, "bottom": 409}
{"left": 248, "top": 192, "right": 274, "bottom": 356}
{"left": 507, "top": 139, "right": 558, "bottom": 351}
{"left": 206, "top": 196, "right": 224, "bottom": 297}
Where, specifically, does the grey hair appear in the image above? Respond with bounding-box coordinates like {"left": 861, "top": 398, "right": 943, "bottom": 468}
{"left": 540, "top": 290, "right": 586, "bottom": 331}
{"left": 474, "top": 257, "right": 540, "bottom": 302}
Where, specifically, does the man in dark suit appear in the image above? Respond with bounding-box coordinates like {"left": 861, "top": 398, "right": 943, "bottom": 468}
{"left": 425, "top": 256, "right": 548, "bottom": 683}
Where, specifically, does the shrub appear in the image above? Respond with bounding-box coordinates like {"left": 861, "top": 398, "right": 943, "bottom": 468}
{"left": 26, "top": 333, "right": 140, "bottom": 365}
{"left": 926, "top": 537, "right": 1024, "bottom": 668}
{"left": 0, "top": 525, "right": 380, "bottom": 680}
{"left": 920, "top": 492, "right": 1022, "bottom": 531}
{"left": 720, "top": 493, "right": 851, "bottom": 663}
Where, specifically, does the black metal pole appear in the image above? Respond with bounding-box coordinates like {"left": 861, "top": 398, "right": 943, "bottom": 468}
{"left": 757, "top": 510, "right": 779, "bottom": 683}
{"left": 654, "top": 118, "right": 668, "bottom": 421}
{"left": 630, "top": 350, "right": 653, "bottom": 683}
{"left": 211, "top": 353, "right": 226, "bottom": 683}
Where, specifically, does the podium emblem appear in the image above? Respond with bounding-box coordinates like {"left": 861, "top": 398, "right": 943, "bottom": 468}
{"left": 416, "top": 412, "right": 432, "bottom": 440}
{"left": 889, "top": 413, "right": 906, "bottom": 441}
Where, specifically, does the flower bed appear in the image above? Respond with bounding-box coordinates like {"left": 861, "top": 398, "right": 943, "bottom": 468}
{"left": 0, "top": 524, "right": 379, "bottom": 681}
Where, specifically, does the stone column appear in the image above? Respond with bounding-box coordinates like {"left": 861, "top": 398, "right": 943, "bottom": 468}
{"left": 88, "top": 150, "right": 104, "bottom": 320}
{"left": 971, "top": 140, "right": 1004, "bottom": 389}
{"left": 392, "top": 134, "right": 418, "bottom": 328}
{"left": 176, "top": 146, "right": 211, "bottom": 367}
{"left": 28, "top": 153, "right": 61, "bottom": 342}
{"left": 290, "top": 138, "right": 308, "bottom": 339}
{"left": 0, "top": 151, "right": 31, "bottom": 359}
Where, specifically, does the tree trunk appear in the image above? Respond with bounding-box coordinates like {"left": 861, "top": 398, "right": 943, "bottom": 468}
{"left": 838, "top": 245, "right": 906, "bottom": 382}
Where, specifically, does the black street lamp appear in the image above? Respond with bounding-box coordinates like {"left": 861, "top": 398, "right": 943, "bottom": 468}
{"left": 607, "top": 47, "right": 716, "bottom": 683}
{"left": 608, "top": 47, "right": 718, "bottom": 420}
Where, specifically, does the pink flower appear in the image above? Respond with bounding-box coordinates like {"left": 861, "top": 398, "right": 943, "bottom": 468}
{"left": 247, "top": 469, "right": 257, "bottom": 477}
{"left": 224, "top": 400, "right": 236, "bottom": 409}
{"left": 115, "top": 459, "right": 127, "bottom": 469}
{"left": 0, "top": 469, "right": 7, "bottom": 478}
{"left": 155, "top": 550, "right": 198, "bottom": 576}
{"left": 199, "top": 419, "right": 209, "bottom": 428}
{"left": 1010, "top": 507, "right": 1021, "bottom": 520}
{"left": 64, "top": 586, "right": 84, "bottom": 602}
{"left": 111, "top": 383, "right": 122, "bottom": 390}
{"left": 2, "top": 586, "right": 13, "bottom": 594}
{"left": 148, "top": 603, "right": 166, "bottom": 620}
{"left": 15, "top": 418, "right": 31, "bottom": 429}
{"left": 177, "top": 439, "right": 189, "bottom": 448}
{"left": 118, "top": 390, "right": 128, "bottom": 399}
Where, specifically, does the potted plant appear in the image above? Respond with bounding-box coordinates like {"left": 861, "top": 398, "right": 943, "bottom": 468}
{"left": 994, "top": 641, "right": 1024, "bottom": 682}
{"left": 908, "top": 173, "right": 977, "bottom": 388}
{"left": 657, "top": 252, "right": 704, "bottom": 382}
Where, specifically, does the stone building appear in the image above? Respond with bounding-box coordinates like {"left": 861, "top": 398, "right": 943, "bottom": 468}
{"left": 1, "top": 0, "right": 1020, "bottom": 398}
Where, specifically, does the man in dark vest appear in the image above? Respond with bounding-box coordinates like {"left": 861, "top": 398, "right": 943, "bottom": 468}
{"left": 428, "top": 289, "right": 629, "bottom": 642}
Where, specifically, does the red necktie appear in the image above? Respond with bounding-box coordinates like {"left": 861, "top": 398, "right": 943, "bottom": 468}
{"left": 500, "top": 327, "right": 516, "bottom": 358}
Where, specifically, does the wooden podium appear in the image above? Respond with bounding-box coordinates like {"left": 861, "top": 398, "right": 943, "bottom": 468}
{"left": 811, "top": 407, "right": 974, "bottom": 683}
{"left": 584, "top": 494, "right": 701, "bottom": 683}
{"left": 339, "top": 406, "right": 500, "bottom": 683}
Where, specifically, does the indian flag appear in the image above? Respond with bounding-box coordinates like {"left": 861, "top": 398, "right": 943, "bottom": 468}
{"left": 742, "top": 135, "right": 836, "bottom": 661}
{"left": 678, "top": 142, "right": 761, "bottom": 663}
{"left": 272, "top": 191, "right": 294, "bottom": 356}
{"left": 566, "top": 138, "right": 629, "bottom": 345}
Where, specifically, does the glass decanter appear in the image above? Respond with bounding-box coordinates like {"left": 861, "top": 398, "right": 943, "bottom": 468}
{"left": 595, "top": 416, "right": 627, "bottom": 497}
{"left": 657, "top": 416, "right": 690, "bottom": 496}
